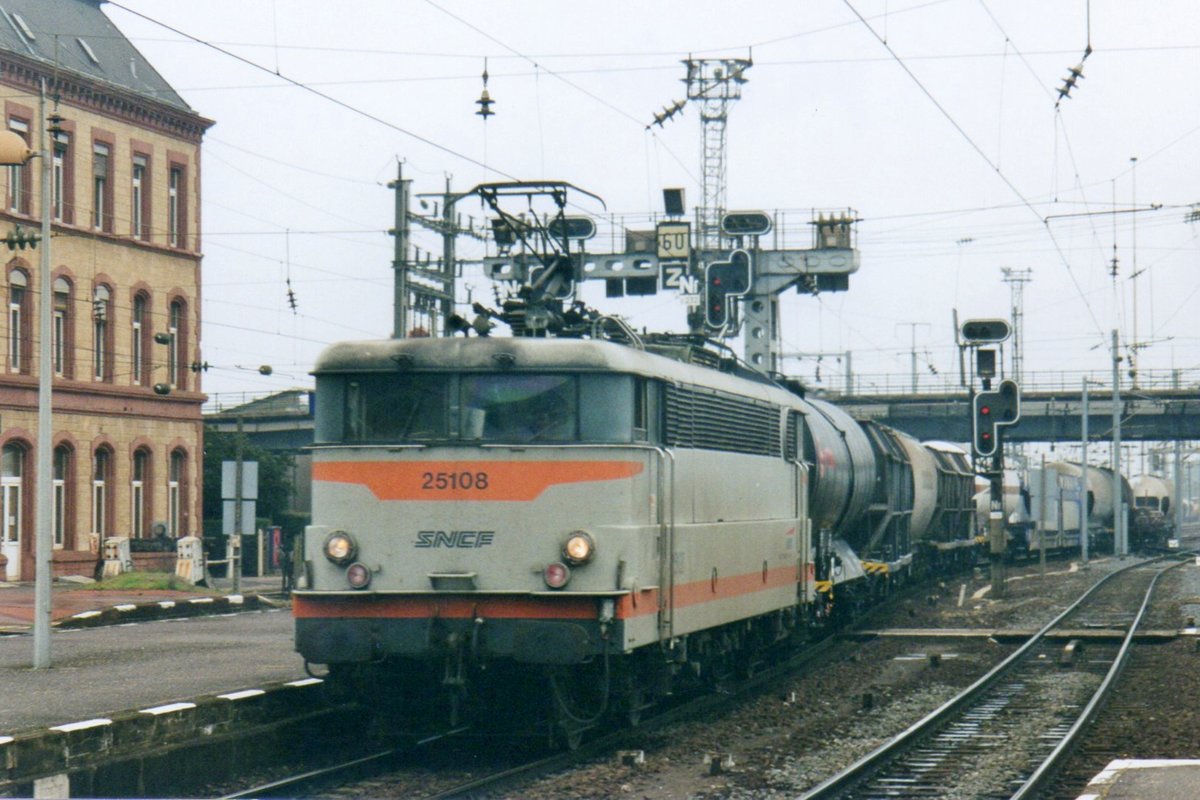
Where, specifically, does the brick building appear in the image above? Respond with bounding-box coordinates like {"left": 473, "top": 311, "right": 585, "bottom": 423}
{"left": 0, "top": 1, "right": 211, "bottom": 579}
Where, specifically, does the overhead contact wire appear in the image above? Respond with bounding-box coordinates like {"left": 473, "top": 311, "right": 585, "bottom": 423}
{"left": 842, "top": 0, "right": 1105, "bottom": 340}
{"left": 107, "top": 1, "right": 521, "bottom": 181}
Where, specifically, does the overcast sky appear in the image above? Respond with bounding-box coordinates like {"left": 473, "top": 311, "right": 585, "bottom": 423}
{"left": 101, "top": 1, "right": 1200, "bottom": 404}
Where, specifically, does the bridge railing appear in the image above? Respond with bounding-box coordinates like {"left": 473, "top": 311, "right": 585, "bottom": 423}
{"left": 810, "top": 367, "right": 1200, "bottom": 398}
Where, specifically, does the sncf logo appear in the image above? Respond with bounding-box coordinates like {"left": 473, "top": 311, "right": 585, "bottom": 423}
{"left": 415, "top": 530, "right": 496, "bottom": 548}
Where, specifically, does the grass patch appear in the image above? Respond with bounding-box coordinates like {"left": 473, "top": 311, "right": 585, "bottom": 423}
{"left": 91, "top": 572, "right": 196, "bottom": 592}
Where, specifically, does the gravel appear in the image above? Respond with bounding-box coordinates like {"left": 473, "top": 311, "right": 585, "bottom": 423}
{"left": 500, "top": 557, "right": 1132, "bottom": 799}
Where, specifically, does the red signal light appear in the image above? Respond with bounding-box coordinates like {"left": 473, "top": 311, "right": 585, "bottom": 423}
{"left": 980, "top": 405, "right": 991, "bottom": 415}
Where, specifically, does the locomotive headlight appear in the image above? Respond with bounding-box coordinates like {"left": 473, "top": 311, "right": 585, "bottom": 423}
{"left": 324, "top": 531, "right": 357, "bottom": 565}
{"left": 346, "top": 562, "right": 372, "bottom": 589}
{"left": 562, "top": 530, "right": 595, "bottom": 566}
{"left": 544, "top": 561, "right": 571, "bottom": 589}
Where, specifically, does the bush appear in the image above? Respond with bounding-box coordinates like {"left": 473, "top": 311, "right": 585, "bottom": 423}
{"left": 93, "top": 572, "right": 194, "bottom": 591}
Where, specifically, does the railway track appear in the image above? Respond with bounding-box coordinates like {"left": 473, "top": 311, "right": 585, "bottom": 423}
{"left": 799, "top": 555, "right": 1188, "bottom": 800}
{"left": 215, "top": 633, "right": 846, "bottom": 799}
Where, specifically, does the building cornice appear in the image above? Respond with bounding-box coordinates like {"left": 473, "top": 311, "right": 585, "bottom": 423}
{"left": 0, "top": 52, "right": 213, "bottom": 143}
{"left": 0, "top": 208, "right": 204, "bottom": 263}
{"left": 0, "top": 375, "right": 205, "bottom": 421}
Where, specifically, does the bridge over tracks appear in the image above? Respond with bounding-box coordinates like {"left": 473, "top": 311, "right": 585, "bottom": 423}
{"left": 825, "top": 386, "right": 1200, "bottom": 443}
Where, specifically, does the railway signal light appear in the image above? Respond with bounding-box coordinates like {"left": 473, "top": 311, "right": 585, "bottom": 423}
{"left": 961, "top": 318, "right": 1011, "bottom": 343}
{"left": 720, "top": 211, "right": 772, "bottom": 237}
{"left": 976, "top": 348, "right": 996, "bottom": 378}
{"left": 704, "top": 249, "right": 752, "bottom": 328}
{"left": 547, "top": 216, "right": 597, "bottom": 241}
{"left": 973, "top": 379, "right": 1021, "bottom": 457}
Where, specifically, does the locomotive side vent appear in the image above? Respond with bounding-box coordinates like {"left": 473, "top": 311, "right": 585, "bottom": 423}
{"left": 665, "top": 385, "right": 780, "bottom": 456}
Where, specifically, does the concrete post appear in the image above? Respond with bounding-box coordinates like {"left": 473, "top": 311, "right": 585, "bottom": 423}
{"left": 1081, "top": 378, "right": 1090, "bottom": 564}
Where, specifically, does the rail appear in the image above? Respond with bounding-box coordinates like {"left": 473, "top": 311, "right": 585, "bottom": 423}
{"left": 1011, "top": 555, "right": 1190, "bottom": 799}
{"left": 799, "top": 556, "right": 1179, "bottom": 799}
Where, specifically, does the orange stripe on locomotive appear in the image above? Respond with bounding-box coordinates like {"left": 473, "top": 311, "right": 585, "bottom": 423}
{"left": 313, "top": 459, "right": 645, "bottom": 501}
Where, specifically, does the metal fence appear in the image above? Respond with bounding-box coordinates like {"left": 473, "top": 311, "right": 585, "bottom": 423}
{"left": 821, "top": 367, "right": 1200, "bottom": 398}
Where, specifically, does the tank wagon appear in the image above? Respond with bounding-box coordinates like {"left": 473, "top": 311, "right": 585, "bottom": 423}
{"left": 1131, "top": 474, "right": 1176, "bottom": 548}
{"left": 293, "top": 335, "right": 977, "bottom": 745}
{"left": 980, "top": 461, "right": 1137, "bottom": 555}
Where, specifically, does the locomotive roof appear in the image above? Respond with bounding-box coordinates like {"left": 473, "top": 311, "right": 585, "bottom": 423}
{"left": 313, "top": 337, "right": 795, "bottom": 404}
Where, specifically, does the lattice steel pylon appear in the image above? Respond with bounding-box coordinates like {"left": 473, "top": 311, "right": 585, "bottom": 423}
{"left": 683, "top": 56, "right": 752, "bottom": 248}
{"left": 1001, "top": 266, "right": 1032, "bottom": 385}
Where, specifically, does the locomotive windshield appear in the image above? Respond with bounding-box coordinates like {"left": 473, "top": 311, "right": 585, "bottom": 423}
{"left": 344, "top": 373, "right": 450, "bottom": 442}
{"left": 319, "top": 371, "right": 650, "bottom": 445}
{"left": 461, "top": 374, "right": 576, "bottom": 442}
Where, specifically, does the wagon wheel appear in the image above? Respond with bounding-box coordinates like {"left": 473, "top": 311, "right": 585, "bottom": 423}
{"left": 560, "top": 722, "right": 585, "bottom": 751}
{"left": 548, "top": 663, "right": 608, "bottom": 748}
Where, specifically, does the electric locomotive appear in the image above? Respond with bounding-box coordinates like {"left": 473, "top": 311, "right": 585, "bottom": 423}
{"left": 293, "top": 332, "right": 976, "bottom": 745}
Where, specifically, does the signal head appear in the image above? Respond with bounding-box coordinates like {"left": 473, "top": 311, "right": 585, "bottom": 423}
{"left": 961, "top": 318, "right": 1011, "bottom": 343}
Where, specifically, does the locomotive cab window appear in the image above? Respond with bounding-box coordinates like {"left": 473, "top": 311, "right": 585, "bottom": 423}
{"left": 462, "top": 374, "right": 576, "bottom": 443}
{"left": 318, "top": 370, "right": 655, "bottom": 445}
{"left": 342, "top": 374, "right": 450, "bottom": 442}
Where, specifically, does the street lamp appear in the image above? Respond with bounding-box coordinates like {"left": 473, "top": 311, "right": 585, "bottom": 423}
{"left": 0, "top": 83, "right": 55, "bottom": 668}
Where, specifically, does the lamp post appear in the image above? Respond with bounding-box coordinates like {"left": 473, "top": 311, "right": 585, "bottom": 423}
{"left": 0, "top": 82, "right": 56, "bottom": 667}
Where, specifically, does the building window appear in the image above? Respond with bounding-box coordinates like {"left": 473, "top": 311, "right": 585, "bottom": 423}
{"left": 168, "top": 450, "right": 185, "bottom": 537}
{"left": 92, "top": 285, "right": 111, "bottom": 381}
{"left": 1, "top": 444, "right": 23, "bottom": 572}
{"left": 8, "top": 270, "right": 28, "bottom": 373}
{"left": 168, "top": 166, "right": 183, "bottom": 248}
{"left": 168, "top": 299, "right": 184, "bottom": 389}
{"left": 92, "top": 142, "right": 110, "bottom": 231}
{"left": 131, "top": 155, "right": 150, "bottom": 240}
{"left": 52, "top": 277, "right": 71, "bottom": 378}
{"left": 131, "top": 293, "right": 149, "bottom": 386}
{"left": 131, "top": 449, "right": 149, "bottom": 539}
{"left": 52, "top": 131, "right": 69, "bottom": 222}
{"left": 7, "top": 119, "right": 29, "bottom": 215}
{"left": 53, "top": 446, "right": 70, "bottom": 549}
{"left": 91, "top": 448, "right": 109, "bottom": 538}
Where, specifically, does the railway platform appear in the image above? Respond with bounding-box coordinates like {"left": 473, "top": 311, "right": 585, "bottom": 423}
{"left": 1076, "top": 759, "right": 1200, "bottom": 799}
{"left": 0, "top": 574, "right": 285, "bottom": 632}
{"left": 0, "top": 576, "right": 302, "bottom": 734}
{"left": 0, "top": 578, "right": 311, "bottom": 797}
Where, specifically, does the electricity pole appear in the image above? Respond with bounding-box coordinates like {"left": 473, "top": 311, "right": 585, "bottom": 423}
{"left": 683, "top": 56, "right": 752, "bottom": 249}
{"left": 1001, "top": 267, "right": 1031, "bottom": 385}
{"left": 1111, "top": 329, "right": 1125, "bottom": 556}
{"left": 896, "top": 322, "right": 930, "bottom": 393}
{"left": 390, "top": 162, "right": 411, "bottom": 338}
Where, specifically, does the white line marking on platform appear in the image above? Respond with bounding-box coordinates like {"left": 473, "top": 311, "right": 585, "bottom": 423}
{"left": 115, "top": 604, "right": 137, "bottom": 612}
{"left": 139, "top": 702, "right": 197, "bottom": 715}
{"left": 158, "top": 600, "right": 176, "bottom": 609}
{"left": 219, "top": 689, "right": 266, "bottom": 701}
{"left": 71, "top": 610, "right": 102, "bottom": 619}
{"left": 51, "top": 719, "right": 112, "bottom": 733}
{"left": 189, "top": 597, "right": 215, "bottom": 604}
{"left": 286, "top": 678, "right": 323, "bottom": 687}
{"left": 0, "top": 736, "right": 13, "bottom": 745}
